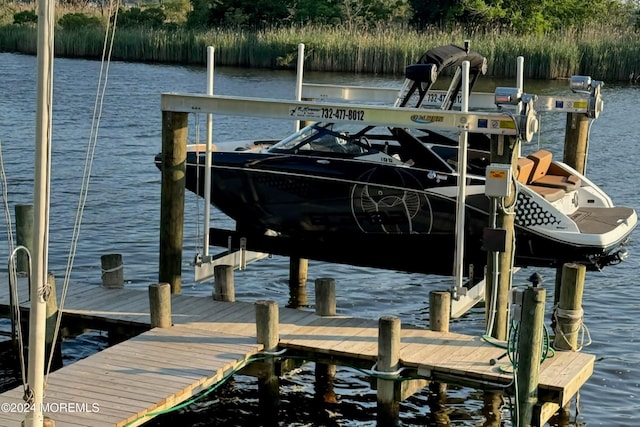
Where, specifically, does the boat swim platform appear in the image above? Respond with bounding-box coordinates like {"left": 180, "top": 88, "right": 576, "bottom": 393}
{"left": 0, "top": 281, "right": 594, "bottom": 426}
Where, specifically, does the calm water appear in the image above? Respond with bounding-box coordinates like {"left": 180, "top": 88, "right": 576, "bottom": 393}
{"left": 0, "top": 52, "right": 639, "bottom": 426}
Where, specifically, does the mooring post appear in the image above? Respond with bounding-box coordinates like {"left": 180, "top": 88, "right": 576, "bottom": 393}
{"left": 255, "top": 300, "right": 280, "bottom": 425}
{"left": 149, "top": 283, "right": 172, "bottom": 328}
{"left": 101, "top": 253, "right": 124, "bottom": 289}
{"left": 314, "top": 278, "right": 337, "bottom": 403}
{"left": 315, "top": 278, "right": 336, "bottom": 317}
{"left": 563, "top": 113, "right": 589, "bottom": 174}
{"left": 486, "top": 134, "right": 519, "bottom": 340}
{"left": 516, "top": 285, "right": 546, "bottom": 427}
{"left": 428, "top": 290, "right": 449, "bottom": 396}
{"left": 256, "top": 300, "right": 279, "bottom": 350}
{"left": 553, "top": 263, "right": 585, "bottom": 351}
{"left": 429, "top": 290, "right": 450, "bottom": 332}
{"left": 287, "top": 257, "right": 308, "bottom": 307}
{"left": 213, "top": 264, "right": 235, "bottom": 302}
{"left": 377, "top": 315, "right": 401, "bottom": 426}
{"left": 159, "top": 110, "right": 188, "bottom": 294}
{"left": 15, "top": 204, "right": 34, "bottom": 274}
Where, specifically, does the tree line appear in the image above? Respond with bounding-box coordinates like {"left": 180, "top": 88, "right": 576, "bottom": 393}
{"left": 183, "top": 0, "right": 637, "bottom": 34}
{"left": 6, "top": 0, "right": 640, "bottom": 34}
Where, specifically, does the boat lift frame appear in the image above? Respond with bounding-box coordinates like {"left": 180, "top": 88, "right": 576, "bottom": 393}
{"left": 164, "top": 43, "right": 602, "bottom": 317}
{"left": 161, "top": 77, "right": 536, "bottom": 311}
{"left": 301, "top": 79, "right": 603, "bottom": 118}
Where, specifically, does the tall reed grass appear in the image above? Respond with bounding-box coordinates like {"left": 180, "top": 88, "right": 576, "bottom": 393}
{"left": 1, "top": 24, "right": 638, "bottom": 81}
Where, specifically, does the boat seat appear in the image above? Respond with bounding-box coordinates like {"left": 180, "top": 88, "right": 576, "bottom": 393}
{"left": 526, "top": 149, "right": 581, "bottom": 191}
{"left": 516, "top": 158, "right": 534, "bottom": 184}
{"left": 527, "top": 149, "right": 553, "bottom": 182}
{"left": 533, "top": 174, "right": 581, "bottom": 191}
{"left": 526, "top": 185, "right": 565, "bottom": 202}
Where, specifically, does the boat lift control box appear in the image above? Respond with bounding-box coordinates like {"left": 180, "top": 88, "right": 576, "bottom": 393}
{"left": 485, "top": 164, "right": 512, "bottom": 197}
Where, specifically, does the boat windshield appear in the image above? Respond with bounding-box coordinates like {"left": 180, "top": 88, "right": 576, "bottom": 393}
{"left": 268, "top": 123, "right": 371, "bottom": 155}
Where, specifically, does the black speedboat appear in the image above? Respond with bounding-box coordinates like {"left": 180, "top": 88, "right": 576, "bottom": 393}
{"left": 155, "top": 45, "right": 636, "bottom": 277}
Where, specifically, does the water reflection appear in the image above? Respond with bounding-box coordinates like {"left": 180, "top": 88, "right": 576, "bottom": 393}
{"left": 0, "top": 52, "right": 639, "bottom": 426}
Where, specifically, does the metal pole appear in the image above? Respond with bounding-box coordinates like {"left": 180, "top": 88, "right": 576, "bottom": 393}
{"left": 203, "top": 46, "right": 215, "bottom": 257}
{"left": 295, "top": 43, "right": 305, "bottom": 131}
{"left": 452, "top": 61, "right": 470, "bottom": 297}
{"left": 516, "top": 56, "right": 524, "bottom": 158}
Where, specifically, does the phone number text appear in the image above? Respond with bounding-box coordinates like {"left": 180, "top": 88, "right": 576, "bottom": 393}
{"left": 321, "top": 108, "right": 365, "bottom": 121}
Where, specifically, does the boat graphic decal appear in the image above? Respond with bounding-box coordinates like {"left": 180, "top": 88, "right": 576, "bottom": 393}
{"left": 351, "top": 167, "right": 432, "bottom": 234}
{"left": 515, "top": 192, "right": 561, "bottom": 227}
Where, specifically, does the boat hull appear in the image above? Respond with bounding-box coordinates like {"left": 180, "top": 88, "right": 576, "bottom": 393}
{"left": 172, "top": 151, "right": 632, "bottom": 275}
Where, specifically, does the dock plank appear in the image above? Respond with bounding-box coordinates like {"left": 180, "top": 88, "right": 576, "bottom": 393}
{"left": 0, "top": 278, "right": 595, "bottom": 426}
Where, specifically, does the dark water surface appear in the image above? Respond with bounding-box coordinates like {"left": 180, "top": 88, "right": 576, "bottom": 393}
{"left": 0, "top": 52, "right": 639, "bottom": 426}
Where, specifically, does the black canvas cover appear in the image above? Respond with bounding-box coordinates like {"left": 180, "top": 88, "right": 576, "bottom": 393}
{"left": 418, "top": 44, "right": 487, "bottom": 74}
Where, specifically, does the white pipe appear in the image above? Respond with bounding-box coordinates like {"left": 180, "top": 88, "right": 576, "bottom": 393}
{"left": 294, "top": 43, "right": 305, "bottom": 131}
{"left": 453, "top": 61, "right": 470, "bottom": 296}
{"left": 25, "top": 0, "right": 54, "bottom": 424}
{"left": 516, "top": 56, "right": 524, "bottom": 158}
{"left": 516, "top": 56, "right": 524, "bottom": 93}
{"left": 203, "top": 46, "right": 215, "bottom": 257}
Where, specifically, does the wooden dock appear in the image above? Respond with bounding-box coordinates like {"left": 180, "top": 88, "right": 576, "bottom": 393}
{"left": 0, "top": 280, "right": 594, "bottom": 426}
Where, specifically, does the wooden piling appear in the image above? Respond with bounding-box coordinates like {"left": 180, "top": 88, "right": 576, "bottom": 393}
{"left": 255, "top": 300, "right": 279, "bottom": 350}
{"left": 486, "top": 134, "right": 519, "bottom": 340}
{"left": 314, "top": 278, "right": 337, "bottom": 403}
{"left": 149, "top": 283, "right": 172, "bottom": 328}
{"left": 482, "top": 391, "right": 503, "bottom": 426}
{"left": 516, "top": 285, "right": 546, "bottom": 427}
{"left": 287, "top": 257, "right": 308, "bottom": 307}
{"left": 429, "top": 291, "right": 450, "bottom": 332}
{"left": 377, "top": 316, "right": 401, "bottom": 426}
{"left": 255, "top": 300, "right": 280, "bottom": 425}
{"left": 213, "top": 265, "right": 235, "bottom": 302}
{"left": 315, "top": 363, "right": 337, "bottom": 403}
{"left": 427, "top": 383, "right": 451, "bottom": 424}
{"left": 553, "top": 263, "right": 586, "bottom": 351}
{"left": 315, "top": 278, "right": 336, "bottom": 316}
{"left": 15, "top": 204, "right": 33, "bottom": 274}
{"left": 563, "top": 113, "right": 589, "bottom": 174}
{"left": 45, "top": 272, "right": 62, "bottom": 369}
{"left": 551, "top": 266, "right": 562, "bottom": 331}
{"left": 159, "top": 111, "right": 188, "bottom": 294}
{"left": 428, "top": 290, "right": 450, "bottom": 400}
{"left": 101, "top": 253, "right": 124, "bottom": 289}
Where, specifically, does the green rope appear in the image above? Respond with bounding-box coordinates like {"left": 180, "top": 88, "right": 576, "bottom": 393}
{"left": 124, "top": 353, "right": 271, "bottom": 426}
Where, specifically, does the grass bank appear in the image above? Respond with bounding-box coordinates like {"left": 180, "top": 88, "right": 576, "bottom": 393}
{"left": 1, "top": 24, "right": 639, "bottom": 81}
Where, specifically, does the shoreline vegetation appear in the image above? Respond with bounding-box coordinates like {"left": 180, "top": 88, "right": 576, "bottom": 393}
{"left": 1, "top": 24, "right": 639, "bottom": 82}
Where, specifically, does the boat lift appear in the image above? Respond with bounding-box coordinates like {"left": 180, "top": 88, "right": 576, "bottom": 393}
{"left": 178, "top": 44, "right": 602, "bottom": 318}
{"left": 163, "top": 64, "right": 537, "bottom": 298}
